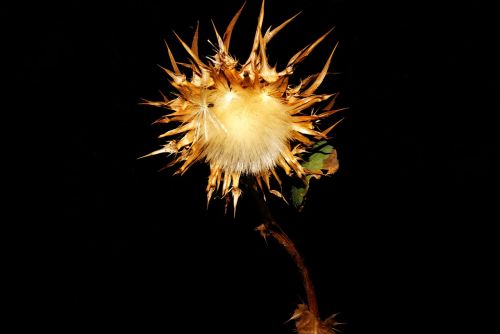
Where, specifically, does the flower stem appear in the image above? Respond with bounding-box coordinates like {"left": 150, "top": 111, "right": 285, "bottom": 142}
{"left": 248, "top": 183, "right": 319, "bottom": 318}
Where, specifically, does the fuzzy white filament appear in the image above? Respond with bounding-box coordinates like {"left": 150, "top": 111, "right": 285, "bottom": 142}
{"left": 202, "top": 88, "right": 292, "bottom": 174}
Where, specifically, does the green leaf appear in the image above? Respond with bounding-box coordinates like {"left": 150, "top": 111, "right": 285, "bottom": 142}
{"left": 291, "top": 176, "right": 310, "bottom": 209}
{"left": 290, "top": 141, "right": 339, "bottom": 211}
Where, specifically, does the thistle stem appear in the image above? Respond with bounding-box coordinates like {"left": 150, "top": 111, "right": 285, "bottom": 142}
{"left": 248, "top": 184, "right": 319, "bottom": 318}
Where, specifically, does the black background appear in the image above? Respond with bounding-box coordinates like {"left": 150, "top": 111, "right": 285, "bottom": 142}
{"left": 13, "top": 0, "right": 498, "bottom": 333}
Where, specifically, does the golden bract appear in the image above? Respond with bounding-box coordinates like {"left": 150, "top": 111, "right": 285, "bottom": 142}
{"left": 144, "top": 1, "right": 343, "bottom": 213}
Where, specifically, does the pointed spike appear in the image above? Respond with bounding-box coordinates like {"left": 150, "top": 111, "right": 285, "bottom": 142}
{"left": 222, "top": 172, "right": 231, "bottom": 196}
{"left": 291, "top": 114, "right": 320, "bottom": 122}
{"left": 157, "top": 64, "right": 186, "bottom": 85}
{"left": 264, "top": 11, "right": 301, "bottom": 44}
{"left": 157, "top": 64, "right": 175, "bottom": 78}
{"left": 211, "top": 19, "right": 225, "bottom": 51}
{"left": 291, "top": 131, "right": 314, "bottom": 146}
{"left": 158, "top": 122, "right": 193, "bottom": 138}
{"left": 321, "top": 117, "right": 344, "bottom": 138}
{"left": 287, "top": 312, "right": 300, "bottom": 322}
{"left": 262, "top": 173, "right": 271, "bottom": 190}
{"left": 230, "top": 172, "right": 241, "bottom": 216}
{"left": 173, "top": 31, "right": 206, "bottom": 69}
{"left": 291, "top": 144, "right": 307, "bottom": 156}
{"left": 322, "top": 92, "right": 338, "bottom": 111}
{"left": 206, "top": 187, "right": 214, "bottom": 209}
{"left": 207, "top": 167, "right": 218, "bottom": 188}
{"left": 269, "top": 190, "right": 289, "bottom": 205}
{"left": 302, "top": 42, "right": 338, "bottom": 96}
{"left": 292, "top": 123, "right": 322, "bottom": 137}
{"left": 176, "top": 131, "right": 195, "bottom": 149}
{"left": 231, "top": 171, "right": 241, "bottom": 189}
{"left": 256, "top": 176, "right": 265, "bottom": 195}
{"left": 258, "top": 28, "right": 267, "bottom": 63}
{"left": 137, "top": 144, "right": 177, "bottom": 159}
{"left": 138, "top": 98, "right": 166, "bottom": 107}
{"left": 288, "top": 308, "right": 303, "bottom": 322}
{"left": 174, "top": 149, "right": 202, "bottom": 176}
{"left": 139, "top": 92, "right": 170, "bottom": 107}
{"left": 288, "top": 96, "right": 325, "bottom": 115}
{"left": 255, "top": 224, "right": 270, "bottom": 246}
{"left": 152, "top": 116, "right": 169, "bottom": 124}
{"left": 269, "top": 76, "right": 289, "bottom": 95}
{"left": 223, "top": 1, "right": 246, "bottom": 51}
{"left": 164, "top": 40, "right": 181, "bottom": 75}
{"left": 325, "top": 312, "right": 341, "bottom": 322}
{"left": 287, "top": 27, "right": 335, "bottom": 68}
{"left": 244, "top": 0, "right": 265, "bottom": 66}
{"left": 159, "top": 90, "right": 170, "bottom": 103}
{"left": 301, "top": 73, "right": 319, "bottom": 87}
{"left": 270, "top": 168, "right": 282, "bottom": 186}
{"left": 185, "top": 59, "right": 202, "bottom": 76}
{"left": 158, "top": 160, "right": 178, "bottom": 173}
{"left": 258, "top": 0, "right": 265, "bottom": 25}
{"left": 163, "top": 115, "right": 193, "bottom": 124}
{"left": 317, "top": 106, "right": 349, "bottom": 119}
{"left": 278, "top": 157, "right": 292, "bottom": 176}
{"left": 216, "top": 168, "right": 222, "bottom": 191}
{"left": 176, "top": 61, "right": 193, "bottom": 69}
{"left": 232, "top": 187, "right": 241, "bottom": 217}
{"left": 287, "top": 44, "right": 309, "bottom": 68}
{"left": 291, "top": 159, "right": 305, "bottom": 179}
{"left": 191, "top": 21, "right": 200, "bottom": 58}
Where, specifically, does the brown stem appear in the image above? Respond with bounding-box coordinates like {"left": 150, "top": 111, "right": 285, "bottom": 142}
{"left": 249, "top": 184, "right": 319, "bottom": 318}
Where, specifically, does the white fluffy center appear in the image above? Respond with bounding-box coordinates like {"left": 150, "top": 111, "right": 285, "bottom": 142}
{"left": 200, "top": 88, "right": 292, "bottom": 174}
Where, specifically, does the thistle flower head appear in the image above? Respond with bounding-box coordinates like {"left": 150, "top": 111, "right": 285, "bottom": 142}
{"left": 143, "top": 1, "right": 342, "bottom": 213}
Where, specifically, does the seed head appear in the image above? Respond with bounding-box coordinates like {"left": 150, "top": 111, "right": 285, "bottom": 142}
{"left": 143, "top": 1, "right": 343, "bottom": 213}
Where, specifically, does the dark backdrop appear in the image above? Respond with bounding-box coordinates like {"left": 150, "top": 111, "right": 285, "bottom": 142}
{"left": 14, "top": 1, "right": 497, "bottom": 333}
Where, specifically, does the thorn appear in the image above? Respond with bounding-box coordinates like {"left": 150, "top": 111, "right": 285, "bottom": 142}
{"left": 287, "top": 27, "right": 335, "bottom": 68}
{"left": 173, "top": 31, "right": 205, "bottom": 70}
{"left": 164, "top": 40, "right": 181, "bottom": 75}
{"left": 243, "top": 0, "right": 265, "bottom": 67}
{"left": 137, "top": 143, "right": 177, "bottom": 159}
{"left": 232, "top": 187, "right": 242, "bottom": 218}
{"left": 322, "top": 93, "right": 338, "bottom": 110}
{"left": 191, "top": 21, "right": 200, "bottom": 58}
{"left": 302, "top": 42, "right": 338, "bottom": 96}
{"left": 206, "top": 188, "right": 214, "bottom": 210}
{"left": 223, "top": 1, "right": 246, "bottom": 51}
{"left": 318, "top": 107, "right": 349, "bottom": 119}
{"left": 269, "top": 190, "right": 289, "bottom": 205}
{"left": 255, "top": 224, "right": 269, "bottom": 246}
{"left": 321, "top": 117, "right": 344, "bottom": 138}
{"left": 211, "top": 19, "right": 225, "bottom": 52}
{"left": 264, "top": 11, "right": 301, "bottom": 44}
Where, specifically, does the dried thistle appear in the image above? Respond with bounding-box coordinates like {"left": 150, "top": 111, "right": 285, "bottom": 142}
{"left": 143, "top": 0, "right": 343, "bottom": 213}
